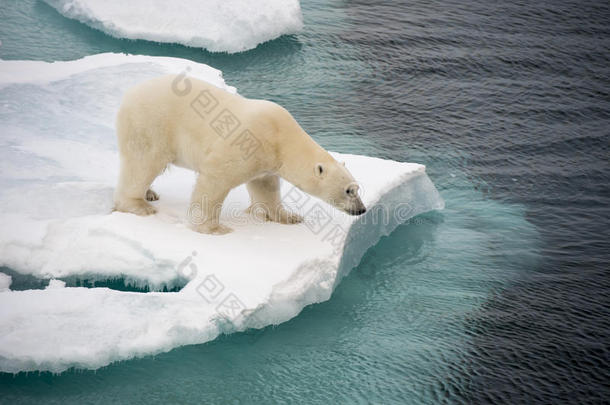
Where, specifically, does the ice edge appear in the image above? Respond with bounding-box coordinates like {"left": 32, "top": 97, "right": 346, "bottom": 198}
{"left": 247, "top": 168, "right": 444, "bottom": 330}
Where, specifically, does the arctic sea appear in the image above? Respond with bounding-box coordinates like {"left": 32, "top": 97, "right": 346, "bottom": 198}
{"left": 0, "top": 0, "right": 609, "bottom": 403}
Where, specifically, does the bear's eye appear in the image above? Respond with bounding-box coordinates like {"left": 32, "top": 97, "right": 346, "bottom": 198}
{"left": 315, "top": 163, "right": 324, "bottom": 177}
{"left": 346, "top": 185, "right": 359, "bottom": 197}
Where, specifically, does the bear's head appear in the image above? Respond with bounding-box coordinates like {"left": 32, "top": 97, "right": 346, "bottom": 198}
{"left": 305, "top": 159, "right": 367, "bottom": 216}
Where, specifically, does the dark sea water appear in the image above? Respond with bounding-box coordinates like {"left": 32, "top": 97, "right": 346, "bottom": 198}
{"left": 1, "top": 0, "right": 609, "bottom": 403}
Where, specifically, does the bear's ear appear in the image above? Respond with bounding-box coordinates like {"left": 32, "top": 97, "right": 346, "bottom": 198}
{"left": 315, "top": 163, "right": 325, "bottom": 178}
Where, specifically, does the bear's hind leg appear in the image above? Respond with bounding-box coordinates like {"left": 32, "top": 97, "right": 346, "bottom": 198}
{"left": 246, "top": 174, "right": 303, "bottom": 224}
{"left": 114, "top": 156, "right": 166, "bottom": 216}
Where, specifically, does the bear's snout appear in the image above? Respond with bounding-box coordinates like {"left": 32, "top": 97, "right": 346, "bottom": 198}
{"left": 347, "top": 198, "right": 367, "bottom": 216}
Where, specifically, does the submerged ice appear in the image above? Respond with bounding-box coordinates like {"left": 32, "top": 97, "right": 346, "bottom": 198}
{"left": 0, "top": 54, "right": 443, "bottom": 373}
{"left": 42, "top": 0, "right": 303, "bottom": 53}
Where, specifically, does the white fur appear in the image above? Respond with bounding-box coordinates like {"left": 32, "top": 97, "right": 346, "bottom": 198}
{"left": 114, "top": 75, "right": 366, "bottom": 234}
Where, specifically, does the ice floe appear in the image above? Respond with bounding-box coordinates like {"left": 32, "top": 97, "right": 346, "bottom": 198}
{"left": 42, "top": 0, "right": 303, "bottom": 53}
{"left": 0, "top": 53, "right": 443, "bottom": 372}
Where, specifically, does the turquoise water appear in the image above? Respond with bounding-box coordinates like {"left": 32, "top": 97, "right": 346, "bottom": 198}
{"left": 1, "top": 189, "right": 537, "bottom": 403}
{"left": 2, "top": 0, "right": 608, "bottom": 403}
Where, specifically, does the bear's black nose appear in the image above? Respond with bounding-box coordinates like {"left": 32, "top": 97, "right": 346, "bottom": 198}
{"left": 350, "top": 207, "right": 366, "bottom": 216}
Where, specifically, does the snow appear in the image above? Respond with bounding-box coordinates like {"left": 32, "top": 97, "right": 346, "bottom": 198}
{"left": 0, "top": 53, "right": 444, "bottom": 373}
{"left": 0, "top": 273, "right": 11, "bottom": 292}
{"left": 0, "top": 53, "right": 235, "bottom": 92}
{"left": 46, "top": 279, "right": 66, "bottom": 289}
{"left": 41, "top": 0, "right": 303, "bottom": 53}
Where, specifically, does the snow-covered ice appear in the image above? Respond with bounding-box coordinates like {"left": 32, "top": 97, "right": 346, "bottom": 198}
{"left": 42, "top": 0, "right": 303, "bottom": 53}
{"left": 0, "top": 53, "right": 443, "bottom": 373}
{"left": 0, "top": 273, "right": 11, "bottom": 292}
{"left": 46, "top": 279, "right": 66, "bottom": 289}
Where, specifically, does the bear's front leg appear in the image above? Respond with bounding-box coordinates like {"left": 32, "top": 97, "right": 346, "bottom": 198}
{"left": 190, "top": 176, "right": 233, "bottom": 235}
{"left": 246, "top": 174, "right": 303, "bottom": 225}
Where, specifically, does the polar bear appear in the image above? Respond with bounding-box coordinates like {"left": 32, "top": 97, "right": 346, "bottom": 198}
{"left": 114, "top": 74, "right": 366, "bottom": 234}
